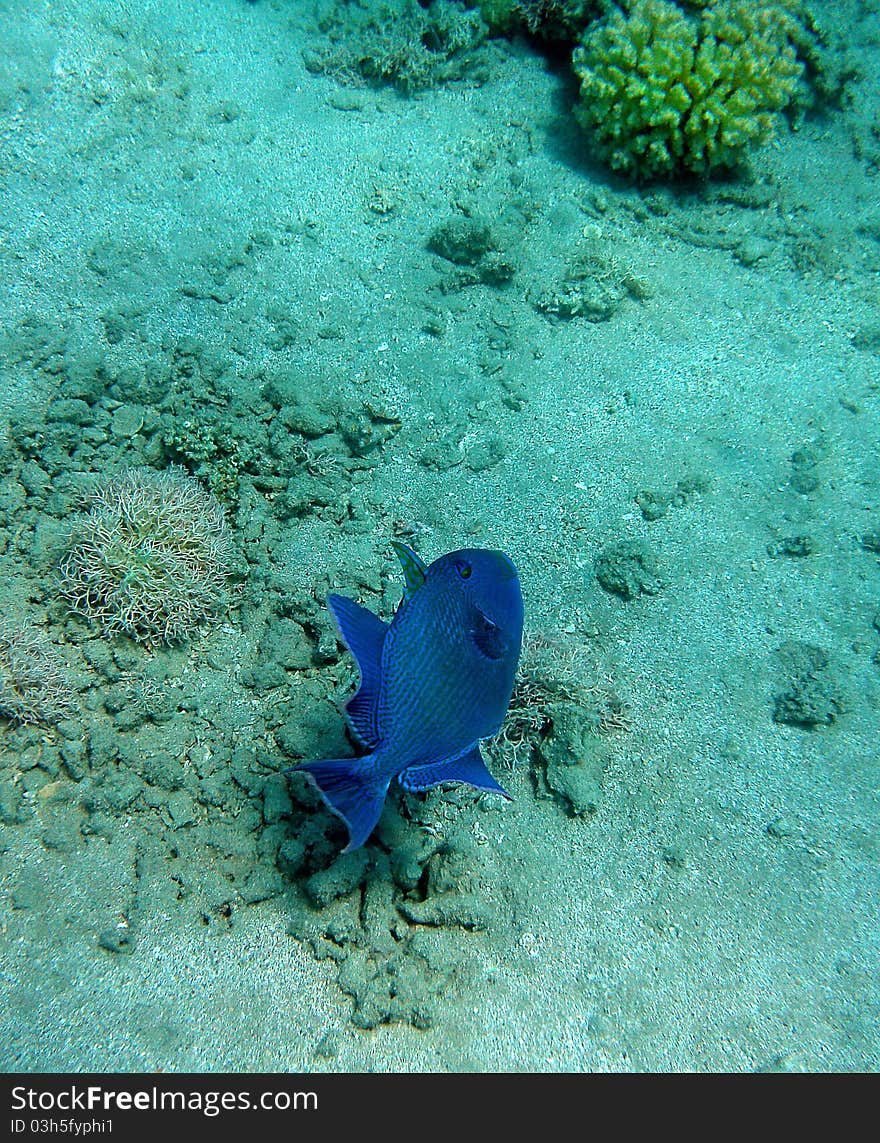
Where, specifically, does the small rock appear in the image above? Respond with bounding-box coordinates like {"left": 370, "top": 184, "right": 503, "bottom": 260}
{"left": 239, "top": 866, "right": 285, "bottom": 905}
{"left": 304, "top": 850, "right": 370, "bottom": 908}
{"left": 427, "top": 216, "right": 493, "bottom": 266}
{"left": 12, "top": 869, "right": 48, "bottom": 910}
{"left": 313, "top": 1030, "right": 341, "bottom": 1060}
{"left": 767, "top": 534, "right": 817, "bottom": 558}
{"left": 167, "top": 790, "right": 195, "bottom": 828}
{"left": 595, "top": 540, "right": 665, "bottom": 600}
{"left": 773, "top": 641, "right": 844, "bottom": 727}
{"left": 262, "top": 774, "right": 293, "bottom": 823}
{"left": 98, "top": 924, "right": 135, "bottom": 954}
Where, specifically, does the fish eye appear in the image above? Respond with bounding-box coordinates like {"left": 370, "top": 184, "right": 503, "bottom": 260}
{"left": 456, "top": 561, "right": 472, "bottom": 579}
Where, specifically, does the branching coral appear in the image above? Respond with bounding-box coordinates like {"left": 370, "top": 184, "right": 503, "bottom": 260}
{"left": 489, "top": 630, "right": 628, "bottom": 767}
{"left": 572, "top": 0, "right": 803, "bottom": 179}
{"left": 0, "top": 625, "right": 75, "bottom": 727}
{"left": 306, "top": 0, "right": 487, "bottom": 94}
{"left": 479, "top": 0, "right": 600, "bottom": 41}
{"left": 59, "top": 466, "right": 232, "bottom": 645}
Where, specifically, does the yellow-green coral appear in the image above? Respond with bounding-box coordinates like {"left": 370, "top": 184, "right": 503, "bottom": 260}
{"left": 572, "top": 0, "right": 803, "bottom": 179}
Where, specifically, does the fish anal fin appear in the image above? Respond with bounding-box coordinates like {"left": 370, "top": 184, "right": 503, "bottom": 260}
{"left": 398, "top": 744, "right": 511, "bottom": 798}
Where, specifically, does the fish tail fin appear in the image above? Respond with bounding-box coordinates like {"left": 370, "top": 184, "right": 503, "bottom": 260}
{"left": 289, "top": 758, "right": 388, "bottom": 853}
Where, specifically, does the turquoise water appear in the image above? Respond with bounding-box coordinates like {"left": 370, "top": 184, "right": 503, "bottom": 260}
{"left": 0, "top": 0, "right": 878, "bottom": 1071}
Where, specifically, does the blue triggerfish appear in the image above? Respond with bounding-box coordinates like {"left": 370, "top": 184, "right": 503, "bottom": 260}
{"left": 291, "top": 542, "right": 524, "bottom": 852}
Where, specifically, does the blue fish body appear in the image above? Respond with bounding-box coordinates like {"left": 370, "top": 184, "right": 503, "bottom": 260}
{"left": 292, "top": 543, "right": 524, "bottom": 852}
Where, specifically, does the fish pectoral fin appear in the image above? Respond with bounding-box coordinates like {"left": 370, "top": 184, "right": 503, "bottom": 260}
{"left": 469, "top": 605, "right": 508, "bottom": 661}
{"left": 398, "top": 745, "right": 511, "bottom": 798}
{"left": 327, "top": 594, "right": 387, "bottom": 749}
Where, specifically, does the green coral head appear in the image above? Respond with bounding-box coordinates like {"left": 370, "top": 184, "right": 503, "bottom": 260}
{"left": 572, "top": 0, "right": 803, "bottom": 180}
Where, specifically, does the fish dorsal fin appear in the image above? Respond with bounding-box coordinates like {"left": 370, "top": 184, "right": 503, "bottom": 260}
{"left": 327, "top": 594, "right": 388, "bottom": 749}
{"left": 398, "top": 744, "right": 511, "bottom": 798}
{"left": 391, "top": 541, "right": 427, "bottom": 599}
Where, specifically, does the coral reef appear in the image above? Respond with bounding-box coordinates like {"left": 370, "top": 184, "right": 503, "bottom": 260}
{"left": 59, "top": 466, "right": 233, "bottom": 644}
{"left": 284, "top": 788, "right": 519, "bottom": 1029}
{"left": 487, "top": 631, "right": 628, "bottom": 818}
{"left": 0, "top": 624, "right": 75, "bottom": 727}
{"left": 489, "top": 630, "right": 628, "bottom": 767}
{"left": 478, "top": 0, "right": 600, "bottom": 42}
{"left": 305, "top": 0, "right": 488, "bottom": 94}
{"left": 572, "top": 0, "right": 804, "bottom": 179}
